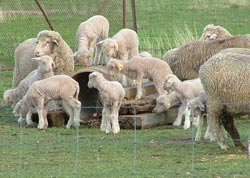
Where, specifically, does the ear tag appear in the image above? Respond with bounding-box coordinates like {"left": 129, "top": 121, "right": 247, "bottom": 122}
{"left": 118, "top": 64, "right": 123, "bottom": 71}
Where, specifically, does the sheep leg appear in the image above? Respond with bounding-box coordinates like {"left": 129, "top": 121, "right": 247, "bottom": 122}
{"left": 195, "top": 115, "right": 203, "bottom": 142}
{"left": 101, "top": 105, "right": 107, "bottom": 132}
{"left": 37, "top": 108, "right": 45, "bottom": 129}
{"left": 62, "top": 101, "right": 74, "bottom": 129}
{"left": 42, "top": 105, "right": 49, "bottom": 129}
{"left": 130, "top": 47, "right": 139, "bottom": 57}
{"left": 25, "top": 108, "right": 35, "bottom": 126}
{"left": 135, "top": 75, "right": 143, "bottom": 100}
{"left": 183, "top": 106, "right": 191, "bottom": 129}
{"left": 94, "top": 41, "right": 102, "bottom": 66}
{"left": 63, "top": 97, "right": 81, "bottom": 128}
{"left": 105, "top": 105, "right": 112, "bottom": 134}
{"left": 72, "top": 100, "right": 81, "bottom": 128}
{"left": 173, "top": 104, "right": 186, "bottom": 126}
{"left": 154, "top": 81, "right": 167, "bottom": 95}
{"left": 110, "top": 101, "right": 120, "bottom": 134}
{"left": 222, "top": 116, "right": 245, "bottom": 149}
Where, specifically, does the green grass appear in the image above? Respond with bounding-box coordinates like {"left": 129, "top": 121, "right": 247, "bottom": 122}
{"left": 1, "top": 0, "right": 250, "bottom": 177}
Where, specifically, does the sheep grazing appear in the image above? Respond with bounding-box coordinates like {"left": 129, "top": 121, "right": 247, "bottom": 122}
{"left": 96, "top": 28, "right": 139, "bottom": 61}
{"left": 169, "top": 34, "right": 250, "bottom": 81}
{"left": 199, "top": 24, "right": 232, "bottom": 41}
{"left": 152, "top": 91, "right": 181, "bottom": 113}
{"left": 164, "top": 74, "right": 203, "bottom": 129}
{"left": 199, "top": 48, "right": 250, "bottom": 151}
{"left": 87, "top": 71, "right": 125, "bottom": 134}
{"left": 12, "top": 38, "right": 37, "bottom": 87}
{"left": 13, "top": 75, "right": 81, "bottom": 130}
{"left": 106, "top": 56, "right": 172, "bottom": 100}
{"left": 74, "top": 15, "right": 109, "bottom": 67}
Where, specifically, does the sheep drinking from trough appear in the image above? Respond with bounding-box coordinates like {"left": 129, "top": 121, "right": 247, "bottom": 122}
{"left": 74, "top": 15, "right": 109, "bottom": 67}
{"left": 199, "top": 48, "right": 250, "bottom": 151}
{"left": 13, "top": 30, "right": 74, "bottom": 87}
{"left": 96, "top": 28, "right": 139, "bottom": 61}
{"left": 4, "top": 55, "right": 55, "bottom": 124}
{"left": 87, "top": 71, "right": 125, "bottom": 134}
{"left": 167, "top": 34, "right": 250, "bottom": 81}
{"left": 13, "top": 75, "right": 81, "bottom": 130}
{"left": 164, "top": 74, "right": 203, "bottom": 129}
{"left": 106, "top": 56, "right": 172, "bottom": 100}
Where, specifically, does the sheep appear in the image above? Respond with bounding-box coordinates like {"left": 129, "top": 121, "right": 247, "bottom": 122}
{"left": 168, "top": 34, "right": 250, "bottom": 81}
{"left": 4, "top": 55, "right": 55, "bottom": 124}
{"left": 74, "top": 15, "right": 109, "bottom": 67}
{"left": 106, "top": 56, "right": 172, "bottom": 100}
{"left": 199, "top": 48, "right": 250, "bottom": 151}
{"left": 87, "top": 71, "right": 125, "bottom": 134}
{"left": 164, "top": 74, "right": 203, "bottom": 129}
{"left": 162, "top": 47, "right": 179, "bottom": 68}
{"left": 199, "top": 24, "right": 232, "bottom": 41}
{"left": 13, "top": 30, "right": 74, "bottom": 87}
{"left": 152, "top": 91, "right": 181, "bottom": 113}
{"left": 13, "top": 75, "right": 81, "bottom": 130}
{"left": 185, "top": 91, "right": 214, "bottom": 142}
{"left": 96, "top": 28, "right": 139, "bottom": 61}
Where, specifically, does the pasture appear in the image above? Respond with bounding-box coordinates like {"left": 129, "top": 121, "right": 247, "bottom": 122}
{"left": 1, "top": 0, "right": 250, "bottom": 177}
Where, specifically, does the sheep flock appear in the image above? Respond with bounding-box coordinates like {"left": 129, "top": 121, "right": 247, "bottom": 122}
{"left": 3, "top": 15, "right": 250, "bottom": 153}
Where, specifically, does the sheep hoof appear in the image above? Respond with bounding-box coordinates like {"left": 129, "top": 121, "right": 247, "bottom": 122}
{"left": 183, "top": 124, "right": 190, "bottom": 130}
{"left": 173, "top": 121, "right": 181, "bottom": 126}
{"left": 220, "top": 145, "right": 229, "bottom": 151}
{"left": 66, "top": 125, "right": 71, "bottom": 129}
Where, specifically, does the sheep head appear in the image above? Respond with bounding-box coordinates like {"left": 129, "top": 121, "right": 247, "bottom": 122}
{"left": 32, "top": 55, "right": 55, "bottom": 73}
{"left": 152, "top": 94, "right": 168, "bottom": 113}
{"left": 34, "top": 30, "right": 60, "bottom": 57}
{"left": 3, "top": 89, "right": 15, "bottom": 107}
{"left": 75, "top": 48, "right": 92, "bottom": 67}
{"left": 106, "top": 58, "right": 122, "bottom": 77}
{"left": 97, "top": 38, "right": 118, "bottom": 58}
{"left": 13, "top": 99, "right": 26, "bottom": 117}
{"left": 88, "top": 72, "right": 100, "bottom": 89}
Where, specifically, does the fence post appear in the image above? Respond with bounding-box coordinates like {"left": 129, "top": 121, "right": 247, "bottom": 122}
{"left": 123, "top": 0, "right": 126, "bottom": 28}
{"left": 131, "top": 0, "right": 137, "bottom": 32}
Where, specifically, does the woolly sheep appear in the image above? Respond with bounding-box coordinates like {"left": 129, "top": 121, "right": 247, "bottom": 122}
{"left": 169, "top": 35, "right": 250, "bottom": 81}
{"left": 152, "top": 91, "right": 181, "bottom": 114}
{"left": 199, "top": 48, "right": 250, "bottom": 151}
{"left": 164, "top": 74, "right": 203, "bottom": 129}
{"left": 13, "top": 30, "right": 74, "bottom": 87}
{"left": 106, "top": 56, "right": 172, "bottom": 100}
{"left": 199, "top": 24, "right": 232, "bottom": 41}
{"left": 4, "top": 55, "right": 55, "bottom": 124}
{"left": 88, "top": 71, "right": 125, "bottom": 134}
{"left": 96, "top": 28, "right": 139, "bottom": 61}
{"left": 13, "top": 75, "right": 81, "bottom": 130}
{"left": 74, "top": 15, "right": 109, "bottom": 67}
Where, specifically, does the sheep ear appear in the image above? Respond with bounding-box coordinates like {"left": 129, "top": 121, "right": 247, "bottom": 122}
{"left": 32, "top": 57, "right": 41, "bottom": 63}
{"left": 114, "top": 42, "right": 119, "bottom": 51}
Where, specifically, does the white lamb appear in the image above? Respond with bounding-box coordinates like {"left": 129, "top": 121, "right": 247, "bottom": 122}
{"left": 164, "top": 74, "right": 203, "bottom": 129}
{"left": 106, "top": 56, "right": 172, "bottom": 100}
{"left": 4, "top": 55, "right": 55, "bottom": 109}
{"left": 74, "top": 15, "right": 109, "bottom": 67}
{"left": 13, "top": 75, "right": 81, "bottom": 130}
{"left": 96, "top": 28, "right": 139, "bottom": 61}
{"left": 88, "top": 71, "right": 125, "bottom": 134}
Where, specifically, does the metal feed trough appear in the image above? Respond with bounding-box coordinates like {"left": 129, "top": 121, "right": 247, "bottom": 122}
{"left": 33, "top": 66, "right": 177, "bottom": 129}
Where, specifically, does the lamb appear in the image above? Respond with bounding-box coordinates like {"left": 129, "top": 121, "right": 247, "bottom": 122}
{"left": 106, "top": 56, "right": 172, "bottom": 100}
{"left": 199, "top": 24, "right": 232, "bottom": 41}
{"left": 186, "top": 91, "right": 213, "bottom": 142}
{"left": 164, "top": 74, "right": 203, "bottom": 129}
{"left": 13, "top": 30, "right": 74, "bottom": 87}
{"left": 96, "top": 28, "right": 139, "bottom": 61}
{"left": 4, "top": 55, "right": 55, "bottom": 124}
{"left": 13, "top": 75, "right": 81, "bottom": 130}
{"left": 199, "top": 48, "right": 250, "bottom": 151}
{"left": 168, "top": 34, "right": 250, "bottom": 81}
{"left": 87, "top": 71, "right": 125, "bottom": 134}
{"left": 74, "top": 15, "right": 109, "bottom": 67}
{"left": 152, "top": 91, "right": 180, "bottom": 113}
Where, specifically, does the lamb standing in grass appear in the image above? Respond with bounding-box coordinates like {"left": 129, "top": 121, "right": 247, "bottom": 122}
{"left": 74, "top": 15, "right": 109, "bottom": 67}
{"left": 13, "top": 75, "right": 81, "bottom": 130}
{"left": 106, "top": 56, "right": 172, "bottom": 100}
{"left": 87, "top": 71, "right": 125, "bottom": 134}
{"left": 4, "top": 55, "right": 55, "bottom": 109}
{"left": 199, "top": 49, "right": 250, "bottom": 151}
{"left": 13, "top": 30, "right": 74, "bottom": 87}
{"left": 96, "top": 28, "right": 139, "bottom": 61}
{"left": 199, "top": 24, "right": 232, "bottom": 41}
{"left": 164, "top": 74, "right": 203, "bottom": 129}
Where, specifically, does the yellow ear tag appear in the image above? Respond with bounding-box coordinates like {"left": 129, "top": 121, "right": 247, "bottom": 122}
{"left": 168, "top": 80, "right": 173, "bottom": 84}
{"left": 118, "top": 64, "right": 123, "bottom": 71}
{"left": 166, "top": 102, "right": 171, "bottom": 109}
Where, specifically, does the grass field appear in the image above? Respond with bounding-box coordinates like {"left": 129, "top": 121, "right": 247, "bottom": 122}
{"left": 1, "top": 0, "right": 250, "bottom": 177}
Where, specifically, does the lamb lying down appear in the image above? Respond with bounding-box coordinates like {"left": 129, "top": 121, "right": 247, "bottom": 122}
{"left": 13, "top": 75, "right": 81, "bottom": 129}
{"left": 88, "top": 71, "right": 125, "bottom": 134}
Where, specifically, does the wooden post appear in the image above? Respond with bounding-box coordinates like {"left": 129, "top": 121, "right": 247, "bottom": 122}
{"left": 131, "top": 0, "right": 137, "bottom": 32}
{"left": 123, "top": 0, "right": 126, "bottom": 28}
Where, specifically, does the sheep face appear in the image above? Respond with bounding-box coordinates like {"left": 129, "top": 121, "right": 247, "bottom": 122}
{"left": 102, "top": 39, "right": 118, "bottom": 58}
{"left": 152, "top": 95, "right": 168, "bottom": 113}
{"left": 106, "top": 59, "right": 121, "bottom": 77}
{"left": 32, "top": 55, "right": 55, "bottom": 73}
{"left": 3, "top": 90, "right": 15, "bottom": 107}
{"left": 88, "top": 72, "right": 98, "bottom": 88}
{"left": 34, "top": 33, "right": 59, "bottom": 57}
{"left": 164, "top": 78, "right": 174, "bottom": 91}
{"left": 13, "top": 100, "right": 27, "bottom": 117}
{"left": 200, "top": 24, "right": 231, "bottom": 40}
{"left": 77, "top": 49, "right": 92, "bottom": 67}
